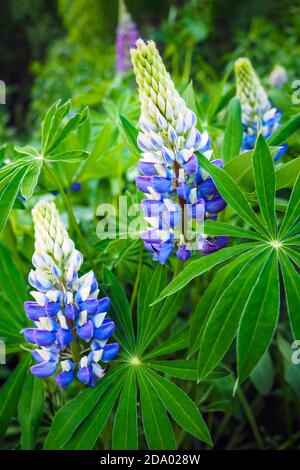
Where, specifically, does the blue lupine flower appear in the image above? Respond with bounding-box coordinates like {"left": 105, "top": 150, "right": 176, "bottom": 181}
{"left": 131, "top": 40, "right": 227, "bottom": 264}
{"left": 23, "top": 200, "right": 119, "bottom": 388}
{"left": 235, "top": 57, "right": 287, "bottom": 159}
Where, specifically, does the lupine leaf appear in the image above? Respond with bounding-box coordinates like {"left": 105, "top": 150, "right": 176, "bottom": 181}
{"left": 41, "top": 99, "right": 64, "bottom": 153}
{"left": 44, "top": 150, "right": 89, "bottom": 163}
{"left": 137, "top": 264, "right": 167, "bottom": 352}
{"left": 147, "top": 360, "right": 230, "bottom": 381}
{"left": 279, "top": 172, "right": 300, "bottom": 239}
{"left": 252, "top": 134, "right": 276, "bottom": 237}
{"left": 152, "top": 243, "right": 256, "bottom": 305}
{"left": 141, "top": 287, "right": 186, "bottom": 353}
{"left": 268, "top": 113, "right": 300, "bottom": 146}
{"left": 197, "top": 248, "right": 271, "bottom": 379}
{"left": 0, "top": 168, "right": 25, "bottom": 232}
{"left": 44, "top": 366, "right": 125, "bottom": 449}
{"left": 237, "top": 250, "right": 279, "bottom": 384}
{"left": 279, "top": 252, "right": 300, "bottom": 339}
{"left": 283, "top": 246, "right": 300, "bottom": 267}
{"left": 102, "top": 268, "right": 135, "bottom": 355}
{"left": 145, "top": 368, "right": 212, "bottom": 445}
{"left": 138, "top": 369, "right": 176, "bottom": 450}
{"left": 18, "top": 373, "right": 44, "bottom": 449}
{"left": 63, "top": 378, "right": 123, "bottom": 450}
{"left": 197, "top": 153, "right": 269, "bottom": 236}
{"left": 0, "top": 243, "right": 27, "bottom": 324}
{"left": 0, "top": 354, "right": 30, "bottom": 440}
{"left": 276, "top": 156, "right": 300, "bottom": 190}
{"left": 222, "top": 97, "right": 243, "bottom": 163}
{"left": 21, "top": 161, "right": 42, "bottom": 199}
{"left": 144, "top": 327, "right": 189, "bottom": 360}
{"left": 119, "top": 115, "right": 140, "bottom": 159}
{"left": 250, "top": 351, "right": 274, "bottom": 396}
{"left": 204, "top": 219, "right": 264, "bottom": 241}
{"left": 189, "top": 246, "right": 265, "bottom": 356}
{"left": 112, "top": 370, "right": 138, "bottom": 450}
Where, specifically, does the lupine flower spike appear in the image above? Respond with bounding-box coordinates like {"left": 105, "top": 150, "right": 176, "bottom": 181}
{"left": 269, "top": 64, "right": 288, "bottom": 88}
{"left": 116, "top": 0, "right": 139, "bottom": 74}
{"left": 131, "top": 39, "right": 227, "bottom": 264}
{"left": 235, "top": 57, "right": 287, "bottom": 159}
{"left": 23, "top": 201, "right": 119, "bottom": 388}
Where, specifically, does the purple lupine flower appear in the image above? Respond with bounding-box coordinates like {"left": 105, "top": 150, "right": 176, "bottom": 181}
{"left": 23, "top": 200, "right": 119, "bottom": 388}
{"left": 131, "top": 39, "right": 227, "bottom": 264}
{"left": 116, "top": 0, "right": 139, "bottom": 74}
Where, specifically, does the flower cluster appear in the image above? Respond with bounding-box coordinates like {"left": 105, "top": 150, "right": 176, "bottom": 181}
{"left": 131, "top": 39, "right": 227, "bottom": 264}
{"left": 235, "top": 57, "right": 287, "bottom": 159}
{"left": 23, "top": 201, "right": 119, "bottom": 388}
{"left": 116, "top": 0, "right": 139, "bottom": 74}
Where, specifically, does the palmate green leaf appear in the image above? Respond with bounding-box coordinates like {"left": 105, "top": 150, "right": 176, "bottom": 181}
{"left": 204, "top": 219, "right": 264, "bottom": 241}
{"left": 0, "top": 354, "right": 30, "bottom": 440}
{"left": 250, "top": 351, "right": 274, "bottom": 396}
{"left": 144, "top": 327, "right": 189, "bottom": 360}
{"left": 0, "top": 243, "right": 27, "bottom": 324}
{"left": 64, "top": 378, "right": 123, "bottom": 450}
{"left": 268, "top": 113, "right": 300, "bottom": 146}
{"left": 283, "top": 246, "right": 300, "bottom": 267}
{"left": 189, "top": 246, "right": 265, "bottom": 356}
{"left": 237, "top": 250, "right": 279, "bottom": 384}
{"left": 21, "top": 161, "right": 42, "bottom": 199}
{"left": 0, "top": 167, "right": 25, "bottom": 232}
{"left": 119, "top": 115, "right": 140, "bottom": 159}
{"left": 112, "top": 369, "right": 138, "bottom": 450}
{"left": 276, "top": 156, "right": 300, "bottom": 190}
{"left": 152, "top": 242, "right": 256, "bottom": 305}
{"left": 142, "top": 287, "right": 186, "bottom": 354}
{"left": 197, "top": 248, "right": 271, "bottom": 380}
{"left": 222, "top": 97, "right": 243, "bottom": 163}
{"left": 279, "top": 172, "right": 300, "bottom": 239}
{"left": 42, "top": 100, "right": 88, "bottom": 155}
{"left": 138, "top": 369, "right": 176, "bottom": 450}
{"left": 44, "top": 366, "right": 125, "bottom": 449}
{"left": 224, "top": 147, "right": 279, "bottom": 193}
{"left": 137, "top": 264, "right": 167, "bottom": 352}
{"left": 252, "top": 134, "right": 276, "bottom": 237}
{"left": 147, "top": 360, "right": 230, "bottom": 381}
{"left": 102, "top": 267, "right": 135, "bottom": 355}
{"left": 144, "top": 368, "right": 212, "bottom": 445}
{"left": 41, "top": 99, "right": 65, "bottom": 152}
{"left": 279, "top": 252, "right": 300, "bottom": 339}
{"left": 197, "top": 153, "right": 268, "bottom": 237}
{"left": 18, "top": 373, "right": 44, "bottom": 449}
{"left": 44, "top": 150, "right": 89, "bottom": 163}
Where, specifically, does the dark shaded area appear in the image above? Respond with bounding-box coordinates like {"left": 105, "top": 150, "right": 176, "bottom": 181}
{"left": 0, "top": 0, "right": 63, "bottom": 133}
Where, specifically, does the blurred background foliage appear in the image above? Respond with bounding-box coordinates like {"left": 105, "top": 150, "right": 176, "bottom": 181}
{"left": 1, "top": 0, "right": 299, "bottom": 137}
